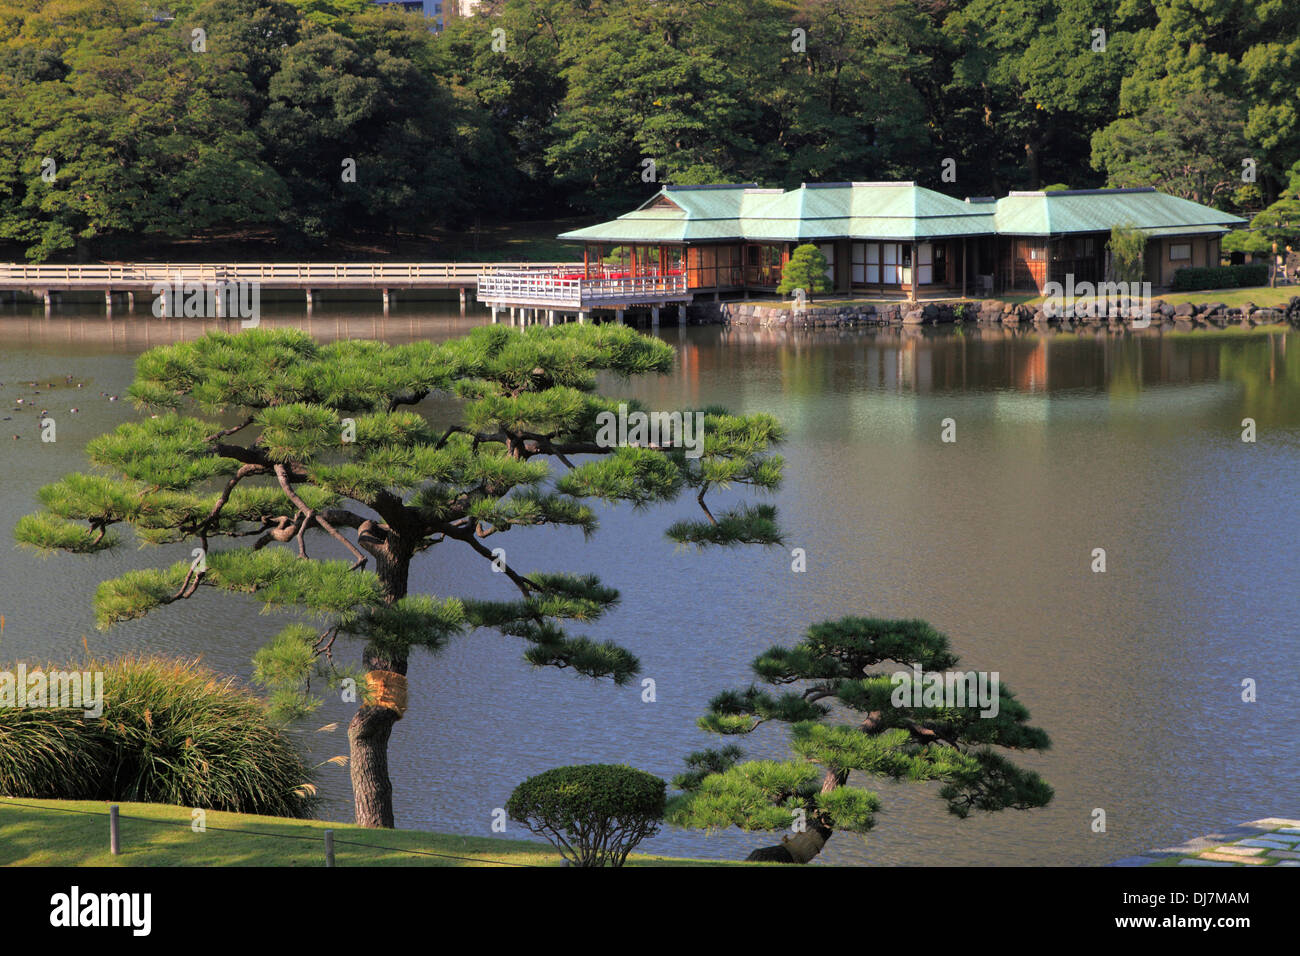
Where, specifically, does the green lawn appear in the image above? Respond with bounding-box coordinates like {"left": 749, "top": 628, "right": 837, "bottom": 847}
{"left": 1005, "top": 285, "right": 1297, "bottom": 309}
{"left": 1155, "top": 285, "right": 1297, "bottom": 308}
{"left": 0, "top": 798, "right": 737, "bottom": 867}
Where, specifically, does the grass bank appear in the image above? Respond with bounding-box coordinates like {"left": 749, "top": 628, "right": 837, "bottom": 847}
{"left": 756, "top": 286, "right": 1297, "bottom": 311}
{"left": 0, "top": 798, "right": 738, "bottom": 867}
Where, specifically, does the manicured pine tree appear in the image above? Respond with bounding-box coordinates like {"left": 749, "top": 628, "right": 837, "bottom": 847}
{"left": 776, "top": 244, "right": 833, "bottom": 301}
{"left": 668, "top": 617, "right": 1052, "bottom": 863}
{"left": 15, "top": 324, "right": 784, "bottom": 827}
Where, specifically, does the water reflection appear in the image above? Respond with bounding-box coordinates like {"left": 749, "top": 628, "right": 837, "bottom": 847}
{"left": 1, "top": 306, "right": 1296, "bottom": 866}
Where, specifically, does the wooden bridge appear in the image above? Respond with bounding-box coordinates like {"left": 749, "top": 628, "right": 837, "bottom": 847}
{"left": 0, "top": 261, "right": 581, "bottom": 315}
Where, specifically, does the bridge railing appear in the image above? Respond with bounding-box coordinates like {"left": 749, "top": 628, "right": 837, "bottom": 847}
{"left": 0, "top": 262, "right": 580, "bottom": 285}
{"left": 476, "top": 271, "right": 688, "bottom": 303}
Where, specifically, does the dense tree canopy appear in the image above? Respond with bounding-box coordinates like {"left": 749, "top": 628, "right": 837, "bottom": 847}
{"left": 0, "top": 0, "right": 1293, "bottom": 259}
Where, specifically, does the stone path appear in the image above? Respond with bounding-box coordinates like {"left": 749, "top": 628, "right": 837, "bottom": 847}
{"left": 1110, "top": 818, "right": 1300, "bottom": 867}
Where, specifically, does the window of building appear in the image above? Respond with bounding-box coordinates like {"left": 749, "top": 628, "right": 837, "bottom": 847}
{"left": 1169, "top": 243, "right": 1191, "bottom": 261}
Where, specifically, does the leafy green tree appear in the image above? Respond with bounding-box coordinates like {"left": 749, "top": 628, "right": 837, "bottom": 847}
{"left": 777, "top": 244, "right": 833, "bottom": 300}
{"left": 258, "top": 13, "right": 466, "bottom": 240}
{"left": 777, "top": 0, "right": 935, "bottom": 186}
{"left": 191, "top": 0, "right": 303, "bottom": 122}
{"left": 668, "top": 617, "right": 1053, "bottom": 863}
{"left": 1091, "top": 90, "right": 1247, "bottom": 205}
{"left": 1108, "top": 223, "right": 1147, "bottom": 282}
{"left": 15, "top": 325, "right": 784, "bottom": 828}
{"left": 1099, "top": 0, "right": 1300, "bottom": 203}
{"left": 943, "top": 0, "right": 1150, "bottom": 190}
{"left": 506, "top": 764, "right": 666, "bottom": 867}
{"left": 0, "top": 2, "right": 287, "bottom": 260}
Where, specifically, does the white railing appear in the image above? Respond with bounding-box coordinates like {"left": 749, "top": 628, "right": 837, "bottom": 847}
{"left": 477, "top": 271, "right": 583, "bottom": 302}
{"left": 0, "top": 262, "right": 579, "bottom": 285}
{"left": 476, "top": 271, "right": 688, "bottom": 304}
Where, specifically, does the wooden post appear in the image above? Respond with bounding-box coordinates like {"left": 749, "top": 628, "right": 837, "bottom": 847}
{"left": 305, "top": 288, "right": 313, "bottom": 312}
{"left": 127, "top": 291, "right": 135, "bottom": 311}
{"left": 678, "top": 304, "right": 686, "bottom": 326}
{"left": 962, "top": 239, "right": 968, "bottom": 298}
{"left": 578, "top": 311, "right": 587, "bottom": 325}
{"left": 615, "top": 308, "right": 624, "bottom": 325}
{"left": 105, "top": 290, "right": 113, "bottom": 317}
{"left": 651, "top": 306, "right": 659, "bottom": 327}
{"left": 324, "top": 829, "right": 335, "bottom": 867}
{"left": 459, "top": 287, "right": 467, "bottom": 314}
{"left": 909, "top": 242, "right": 916, "bottom": 302}
{"left": 42, "top": 290, "right": 51, "bottom": 316}
{"left": 491, "top": 305, "right": 499, "bottom": 324}
{"left": 382, "top": 289, "right": 391, "bottom": 315}
{"left": 110, "top": 804, "right": 120, "bottom": 855}
{"left": 547, "top": 310, "right": 555, "bottom": 326}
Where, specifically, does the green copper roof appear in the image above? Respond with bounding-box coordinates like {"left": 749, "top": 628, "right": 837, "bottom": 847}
{"left": 994, "top": 188, "right": 1245, "bottom": 236}
{"left": 558, "top": 182, "right": 995, "bottom": 243}
{"left": 557, "top": 184, "right": 1242, "bottom": 244}
{"left": 739, "top": 183, "right": 996, "bottom": 240}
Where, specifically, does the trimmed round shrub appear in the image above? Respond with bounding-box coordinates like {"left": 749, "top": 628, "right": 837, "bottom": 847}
{"left": 0, "top": 655, "right": 316, "bottom": 817}
{"left": 506, "top": 764, "right": 666, "bottom": 867}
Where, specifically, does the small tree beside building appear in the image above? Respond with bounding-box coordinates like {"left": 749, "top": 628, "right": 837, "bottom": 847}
{"left": 777, "top": 244, "right": 833, "bottom": 301}
{"left": 1107, "top": 223, "right": 1148, "bottom": 284}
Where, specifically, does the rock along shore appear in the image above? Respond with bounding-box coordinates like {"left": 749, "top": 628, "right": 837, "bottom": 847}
{"left": 707, "top": 295, "right": 1300, "bottom": 331}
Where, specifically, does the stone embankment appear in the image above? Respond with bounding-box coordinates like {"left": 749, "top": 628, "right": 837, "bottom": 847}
{"left": 713, "top": 295, "right": 1300, "bottom": 330}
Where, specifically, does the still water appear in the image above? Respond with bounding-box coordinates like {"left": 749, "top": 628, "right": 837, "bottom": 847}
{"left": 1, "top": 298, "right": 1297, "bottom": 866}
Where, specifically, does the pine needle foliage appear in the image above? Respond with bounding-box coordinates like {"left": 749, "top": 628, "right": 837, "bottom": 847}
{"left": 15, "top": 324, "right": 783, "bottom": 824}
{"left": 668, "top": 617, "right": 1053, "bottom": 862}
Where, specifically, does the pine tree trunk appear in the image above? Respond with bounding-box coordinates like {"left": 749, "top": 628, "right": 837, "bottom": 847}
{"left": 744, "top": 824, "right": 831, "bottom": 864}
{"left": 744, "top": 768, "right": 843, "bottom": 864}
{"left": 349, "top": 532, "right": 411, "bottom": 828}
{"left": 350, "top": 697, "right": 400, "bottom": 828}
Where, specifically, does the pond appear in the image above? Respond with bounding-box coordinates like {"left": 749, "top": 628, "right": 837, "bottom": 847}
{"left": 1, "top": 298, "right": 1297, "bottom": 865}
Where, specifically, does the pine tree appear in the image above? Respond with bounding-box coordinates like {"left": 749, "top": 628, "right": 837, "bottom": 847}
{"left": 668, "top": 617, "right": 1052, "bottom": 863}
{"left": 15, "top": 324, "right": 784, "bottom": 827}
{"left": 776, "top": 244, "right": 833, "bottom": 301}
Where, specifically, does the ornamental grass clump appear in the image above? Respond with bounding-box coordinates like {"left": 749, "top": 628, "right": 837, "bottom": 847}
{"left": 0, "top": 655, "right": 316, "bottom": 817}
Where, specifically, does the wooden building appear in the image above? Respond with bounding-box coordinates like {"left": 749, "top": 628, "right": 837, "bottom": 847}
{"left": 558, "top": 182, "right": 999, "bottom": 298}
{"left": 991, "top": 188, "right": 1243, "bottom": 292}
{"left": 477, "top": 183, "right": 1245, "bottom": 314}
